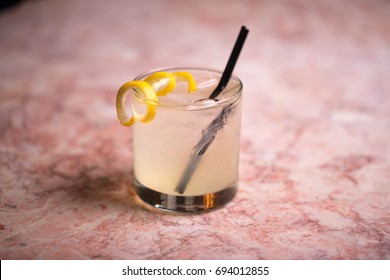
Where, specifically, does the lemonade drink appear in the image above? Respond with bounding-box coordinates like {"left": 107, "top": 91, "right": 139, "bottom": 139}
{"left": 129, "top": 68, "right": 242, "bottom": 212}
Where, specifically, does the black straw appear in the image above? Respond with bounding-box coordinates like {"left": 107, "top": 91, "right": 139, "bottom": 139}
{"left": 175, "top": 26, "right": 249, "bottom": 194}
{"left": 208, "top": 26, "right": 249, "bottom": 99}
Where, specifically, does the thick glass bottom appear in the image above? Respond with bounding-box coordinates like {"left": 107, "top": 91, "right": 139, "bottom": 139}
{"left": 134, "top": 179, "right": 237, "bottom": 213}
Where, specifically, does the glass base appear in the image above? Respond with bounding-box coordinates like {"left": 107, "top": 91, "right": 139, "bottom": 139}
{"left": 134, "top": 179, "right": 237, "bottom": 213}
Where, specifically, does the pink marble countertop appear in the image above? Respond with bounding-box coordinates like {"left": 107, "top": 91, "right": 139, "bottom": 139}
{"left": 1, "top": 0, "right": 389, "bottom": 260}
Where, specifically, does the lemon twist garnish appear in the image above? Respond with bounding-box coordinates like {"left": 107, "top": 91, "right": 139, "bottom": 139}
{"left": 115, "top": 71, "right": 197, "bottom": 126}
{"left": 116, "top": 81, "right": 157, "bottom": 126}
{"left": 173, "top": 71, "right": 197, "bottom": 92}
{"left": 144, "top": 72, "right": 176, "bottom": 96}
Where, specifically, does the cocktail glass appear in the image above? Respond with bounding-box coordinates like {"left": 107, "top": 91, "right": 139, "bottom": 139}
{"left": 132, "top": 67, "right": 242, "bottom": 213}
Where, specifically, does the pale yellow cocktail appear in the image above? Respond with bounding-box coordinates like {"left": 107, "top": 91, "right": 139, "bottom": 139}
{"left": 117, "top": 67, "right": 242, "bottom": 212}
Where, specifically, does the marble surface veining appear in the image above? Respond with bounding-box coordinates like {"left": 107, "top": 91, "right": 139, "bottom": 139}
{"left": 0, "top": 0, "right": 389, "bottom": 259}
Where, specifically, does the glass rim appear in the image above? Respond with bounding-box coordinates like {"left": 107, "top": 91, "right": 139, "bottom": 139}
{"left": 133, "top": 66, "right": 243, "bottom": 110}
